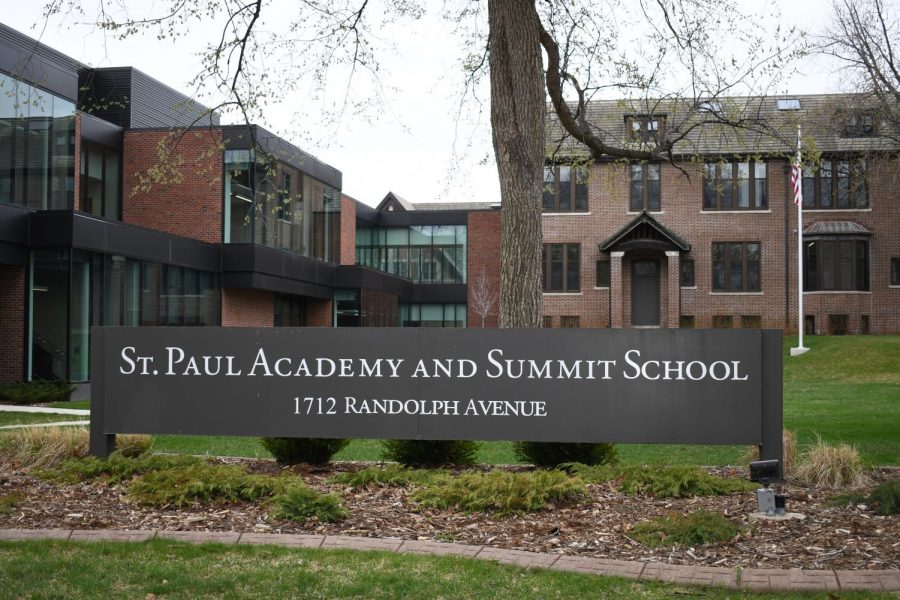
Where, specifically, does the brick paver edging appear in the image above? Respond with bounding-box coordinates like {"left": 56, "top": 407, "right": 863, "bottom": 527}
{"left": 1, "top": 528, "right": 898, "bottom": 593}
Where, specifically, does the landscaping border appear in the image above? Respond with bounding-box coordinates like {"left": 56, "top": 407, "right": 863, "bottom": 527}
{"left": 1, "top": 528, "right": 897, "bottom": 593}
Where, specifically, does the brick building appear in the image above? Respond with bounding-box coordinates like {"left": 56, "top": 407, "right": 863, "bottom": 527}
{"left": 540, "top": 97, "right": 900, "bottom": 335}
{"left": 0, "top": 24, "right": 499, "bottom": 384}
{"left": 0, "top": 23, "right": 897, "bottom": 385}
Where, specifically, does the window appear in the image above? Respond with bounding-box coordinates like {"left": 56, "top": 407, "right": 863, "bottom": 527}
{"left": 626, "top": 115, "right": 664, "bottom": 144}
{"left": 542, "top": 244, "right": 580, "bottom": 292}
{"left": 629, "top": 164, "right": 661, "bottom": 211}
{"left": 713, "top": 315, "right": 733, "bottom": 328}
{"left": 776, "top": 99, "right": 801, "bottom": 111}
{"left": 400, "top": 304, "right": 466, "bottom": 328}
{"left": 560, "top": 316, "right": 580, "bottom": 328}
{"left": 892, "top": 258, "right": 900, "bottom": 286}
{"left": 703, "top": 161, "right": 767, "bottom": 210}
{"left": 741, "top": 315, "right": 761, "bottom": 328}
{"left": 542, "top": 316, "right": 553, "bottom": 328}
{"left": 829, "top": 314, "right": 849, "bottom": 335}
{"left": 595, "top": 260, "right": 610, "bottom": 287}
{"left": 79, "top": 141, "right": 121, "bottom": 220}
{"left": 802, "top": 159, "right": 867, "bottom": 209}
{"left": 844, "top": 112, "right": 876, "bottom": 137}
{"left": 804, "top": 238, "right": 869, "bottom": 291}
{"left": 274, "top": 294, "right": 306, "bottom": 327}
{"left": 543, "top": 165, "right": 588, "bottom": 212}
{"left": 680, "top": 259, "right": 695, "bottom": 287}
{"left": 712, "top": 242, "right": 760, "bottom": 292}
{"left": 679, "top": 315, "right": 695, "bottom": 328}
{"left": 861, "top": 315, "right": 870, "bottom": 334}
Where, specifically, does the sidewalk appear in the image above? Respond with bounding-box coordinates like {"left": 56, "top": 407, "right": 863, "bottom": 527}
{"left": 0, "top": 404, "right": 89, "bottom": 415}
{"left": 1, "top": 528, "right": 898, "bottom": 593}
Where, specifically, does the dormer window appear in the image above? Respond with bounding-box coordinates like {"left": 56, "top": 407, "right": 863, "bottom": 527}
{"left": 626, "top": 115, "right": 665, "bottom": 144}
{"left": 844, "top": 111, "right": 876, "bottom": 137}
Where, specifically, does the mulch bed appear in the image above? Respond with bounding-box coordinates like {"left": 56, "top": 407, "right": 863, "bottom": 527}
{"left": 1, "top": 458, "right": 897, "bottom": 571}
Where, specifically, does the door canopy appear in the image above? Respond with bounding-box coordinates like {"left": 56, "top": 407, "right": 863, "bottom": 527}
{"left": 600, "top": 211, "right": 690, "bottom": 253}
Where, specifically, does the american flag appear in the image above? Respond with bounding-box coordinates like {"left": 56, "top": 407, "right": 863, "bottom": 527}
{"left": 791, "top": 138, "right": 802, "bottom": 206}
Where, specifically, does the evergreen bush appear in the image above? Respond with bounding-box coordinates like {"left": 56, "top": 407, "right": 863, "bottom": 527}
{"left": 381, "top": 439, "right": 478, "bottom": 467}
{"left": 260, "top": 437, "right": 349, "bottom": 465}
{"left": 513, "top": 441, "right": 617, "bottom": 468}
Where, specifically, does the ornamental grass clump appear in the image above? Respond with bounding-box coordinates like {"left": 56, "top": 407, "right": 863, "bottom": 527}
{"left": 796, "top": 439, "right": 871, "bottom": 488}
{"left": 40, "top": 453, "right": 201, "bottom": 484}
{"left": 630, "top": 510, "right": 741, "bottom": 548}
{"left": 413, "top": 470, "right": 584, "bottom": 514}
{"left": 0, "top": 426, "right": 89, "bottom": 469}
{"left": 270, "top": 486, "right": 347, "bottom": 523}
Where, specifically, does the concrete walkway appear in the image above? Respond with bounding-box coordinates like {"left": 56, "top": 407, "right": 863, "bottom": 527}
{"left": 1, "top": 528, "right": 897, "bottom": 593}
{"left": 0, "top": 404, "right": 89, "bottom": 415}
{"left": 0, "top": 421, "right": 89, "bottom": 430}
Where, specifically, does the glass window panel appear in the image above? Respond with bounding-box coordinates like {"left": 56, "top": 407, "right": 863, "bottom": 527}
{"left": 703, "top": 163, "right": 717, "bottom": 209}
{"left": 630, "top": 175, "right": 643, "bottom": 210}
{"left": 566, "top": 245, "right": 580, "bottom": 291}
{"left": 839, "top": 240, "right": 853, "bottom": 290}
{"left": 558, "top": 166, "right": 571, "bottom": 210}
{"left": 542, "top": 167, "right": 555, "bottom": 211}
{"left": 574, "top": 165, "right": 588, "bottom": 211}
{"left": 836, "top": 161, "right": 851, "bottom": 208}
{"left": 386, "top": 227, "right": 408, "bottom": 245}
{"left": 410, "top": 225, "right": 432, "bottom": 246}
{"left": 104, "top": 149, "right": 120, "bottom": 219}
{"left": 820, "top": 161, "right": 832, "bottom": 207}
{"left": 720, "top": 163, "right": 733, "bottom": 209}
{"left": 822, "top": 241, "right": 836, "bottom": 289}
{"left": 647, "top": 178, "right": 660, "bottom": 210}
{"left": 736, "top": 162, "right": 750, "bottom": 208}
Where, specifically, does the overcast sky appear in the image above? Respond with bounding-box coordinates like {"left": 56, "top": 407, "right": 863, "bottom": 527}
{"left": 4, "top": 1, "right": 848, "bottom": 207}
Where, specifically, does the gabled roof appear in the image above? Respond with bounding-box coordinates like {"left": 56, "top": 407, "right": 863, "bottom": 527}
{"left": 600, "top": 211, "right": 691, "bottom": 252}
{"left": 547, "top": 93, "right": 899, "bottom": 160}
{"left": 804, "top": 221, "right": 872, "bottom": 235}
{"left": 376, "top": 192, "right": 415, "bottom": 213}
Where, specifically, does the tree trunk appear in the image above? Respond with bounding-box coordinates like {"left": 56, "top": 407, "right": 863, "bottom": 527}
{"left": 488, "top": 0, "right": 545, "bottom": 328}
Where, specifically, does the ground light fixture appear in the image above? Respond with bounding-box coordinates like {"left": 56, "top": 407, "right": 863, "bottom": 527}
{"left": 749, "top": 459, "right": 785, "bottom": 516}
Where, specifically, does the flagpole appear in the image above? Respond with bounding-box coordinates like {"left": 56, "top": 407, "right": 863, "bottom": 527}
{"left": 791, "top": 123, "right": 809, "bottom": 357}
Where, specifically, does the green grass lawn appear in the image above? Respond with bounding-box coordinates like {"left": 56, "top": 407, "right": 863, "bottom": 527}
{"left": 0, "top": 539, "right": 889, "bottom": 600}
{"left": 15, "top": 336, "right": 900, "bottom": 466}
{"left": 0, "top": 412, "right": 86, "bottom": 428}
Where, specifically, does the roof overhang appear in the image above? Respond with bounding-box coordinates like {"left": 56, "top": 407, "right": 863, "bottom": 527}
{"left": 600, "top": 211, "right": 691, "bottom": 253}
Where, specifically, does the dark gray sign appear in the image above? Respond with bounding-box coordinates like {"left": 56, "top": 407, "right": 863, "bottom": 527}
{"left": 90, "top": 327, "right": 782, "bottom": 465}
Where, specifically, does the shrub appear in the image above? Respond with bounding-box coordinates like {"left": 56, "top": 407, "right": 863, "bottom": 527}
{"left": 867, "top": 480, "right": 900, "bottom": 516}
{"left": 630, "top": 510, "right": 741, "bottom": 548}
{"left": 833, "top": 481, "right": 900, "bottom": 516}
{"left": 270, "top": 486, "right": 347, "bottom": 523}
{"left": 513, "top": 442, "right": 617, "bottom": 468}
{"left": 0, "top": 426, "right": 88, "bottom": 469}
{"left": 564, "top": 463, "right": 754, "bottom": 498}
{"left": 40, "top": 453, "right": 201, "bottom": 484}
{"left": 260, "top": 437, "right": 350, "bottom": 465}
{"left": 412, "top": 470, "right": 584, "bottom": 514}
{"left": 330, "top": 465, "right": 441, "bottom": 489}
{"left": 0, "top": 381, "right": 75, "bottom": 405}
{"left": 796, "top": 439, "right": 871, "bottom": 488}
{"left": 381, "top": 439, "right": 478, "bottom": 467}
{"left": 0, "top": 492, "right": 24, "bottom": 515}
{"left": 128, "top": 461, "right": 283, "bottom": 507}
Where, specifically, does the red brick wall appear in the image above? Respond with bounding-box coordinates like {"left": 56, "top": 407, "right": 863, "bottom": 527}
{"left": 307, "top": 298, "right": 333, "bottom": 326}
{"left": 0, "top": 266, "right": 25, "bottom": 382}
{"left": 340, "top": 195, "right": 357, "bottom": 265}
{"left": 221, "top": 288, "right": 273, "bottom": 327}
{"left": 540, "top": 157, "right": 900, "bottom": 333}
{"left": 467, "top": 211, "right": 501, "bottom": 328}
{"left": 122, "top": 129, "right": 224, "bottom": 243}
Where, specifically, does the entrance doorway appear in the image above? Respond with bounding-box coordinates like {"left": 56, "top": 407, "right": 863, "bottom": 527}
{"left": 631, "top": 259, "right": 660, "bottom": 326}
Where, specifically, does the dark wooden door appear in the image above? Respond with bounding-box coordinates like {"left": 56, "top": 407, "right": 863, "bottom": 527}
{"left": 631, "top": 259, "right": 660, "bottom": 326}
